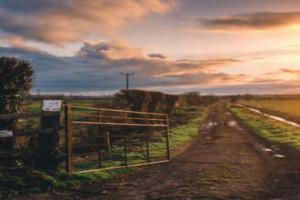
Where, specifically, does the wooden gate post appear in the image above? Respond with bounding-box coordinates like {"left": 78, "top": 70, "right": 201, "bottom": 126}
{"left": 96, "top": 110, "right": 102, "bottom": 168}
{"left": 65, "top": 104, "right": 73, "bottom": 173}
{"left": 146, "top": 134, "right": 150, "bottom": 162}
{"left": 124, "top": 137, "right": 128, "bottom": 166}
{"left": 36, "top": 106, "right": 61, "bottom": 170}
{"left": 104, "top": 131, "right": 111, "bottom": 156}
{"left": 0, "top": 119, "right": 15, "bottom": 167}
{"left": 166, "top": 114, "right": 171, "bottom": 160}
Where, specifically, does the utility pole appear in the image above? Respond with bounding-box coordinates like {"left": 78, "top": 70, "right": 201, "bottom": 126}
{"left": 120, "top": 72, "right": 135, "bottom": 90}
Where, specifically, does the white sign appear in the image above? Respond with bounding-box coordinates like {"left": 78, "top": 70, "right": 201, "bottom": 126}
{"left": 0, "top": 130, "right": 13, "bottom": 138}
{"left": 42, "top": 100, "right": 62, "bottom": 112}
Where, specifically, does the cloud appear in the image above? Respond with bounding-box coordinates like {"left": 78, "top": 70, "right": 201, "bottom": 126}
{"left": 5, "top": 36, "right": 42, "bottom": 52}
{"left": 156, "top": 58, "right": 239, "bottom": 77}
{"left": 280, "top": 68, "right": 300, "bottom": 74}
{"left": 0, "top": 0, "right": 175, "bottom": 44}
{"left": 78, "top": 40, "right": 147, "bottom": 60}
{"left": 200, "top": 11, "right": 300, "bottom": 31}
{"left": 3, "top": 41, "right": 299, "bottom": 95}
{"left": 148, "top": 53, "right": 167, "bottom": 59}
{"left": 0, "top": 40, "right": 245, "bottom": 93}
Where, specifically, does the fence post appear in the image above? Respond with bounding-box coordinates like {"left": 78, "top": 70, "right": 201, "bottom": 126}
{"left": 0, "top": 119, "right": 15, "bottom": 167}
{"left": 65, "top": 104, "right": 73, "bottom": 173}
{"left": 96, "top": 110, "right": 101, "bottom": 136}
{"left": 146, "top": 134, "right": 150, "bottom": 162}
{"left": 97, "top": 110, "right": 102, "bottom": 168}
{"left": 124, "top": 137, "right": 128, "bottom": 166}
{"left": 166, "top": 114, "right": 171, "bottom": 160}
{"left": 104, "top": 131, "right": 111, "bottom": 156}
{"left": 36, "top": 110, "right": 61, "bottom": 170}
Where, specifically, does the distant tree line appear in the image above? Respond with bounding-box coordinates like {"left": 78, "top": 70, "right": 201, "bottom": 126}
{"left": 179, "top": 92, "right": 220, "bottom": 106}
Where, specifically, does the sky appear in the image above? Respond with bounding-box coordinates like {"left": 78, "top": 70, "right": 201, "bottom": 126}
{"left": 1, "top": 0, "right": 300, "bottom": 95}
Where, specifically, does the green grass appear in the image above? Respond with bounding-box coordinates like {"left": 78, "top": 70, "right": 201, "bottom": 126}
{"left": 230, "top": 105, "right": 300, "bottom": 150}
{"left": 169, "top": 113, "right": 208, "bottom": 148}
{"left": 72, "top": 106, "right": 210, "bottom": 170}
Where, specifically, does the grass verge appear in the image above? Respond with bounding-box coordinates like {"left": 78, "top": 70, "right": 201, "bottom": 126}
{"left": 230, "top": 105, "right": 300, "bottom": 150}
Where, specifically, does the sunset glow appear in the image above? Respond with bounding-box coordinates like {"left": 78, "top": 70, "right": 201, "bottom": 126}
{"left": 1, "top": 0, "right": 300, "bottom": 94}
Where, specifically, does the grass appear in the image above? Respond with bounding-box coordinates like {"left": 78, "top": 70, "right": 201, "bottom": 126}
{"left": 230, "top": 105, "right": 300, "bottom": 150}
{"left": 72, "top": 106, "right": 210, "bottom": 170}
{"left": 1, "top": 104, "right": 210, "bottom": 197}
{"left": 0, "top": 167, "right": 132, "bottom": 198}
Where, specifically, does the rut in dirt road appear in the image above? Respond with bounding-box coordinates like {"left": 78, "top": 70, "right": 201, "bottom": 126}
{"left": 17, "top": 103, "right": 300, "bottom": 200}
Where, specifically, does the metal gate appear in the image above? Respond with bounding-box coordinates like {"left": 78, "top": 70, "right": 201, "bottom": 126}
{"left": 64, "top": 105, "right": 170, "bottom": 173}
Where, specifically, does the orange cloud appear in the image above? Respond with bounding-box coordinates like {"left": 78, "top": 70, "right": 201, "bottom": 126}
{"left": 200, "top": 12, "right": 300, "bottom": 31}
{"left": 0, "top": 0, "right": 175, "bottom": 44}
{"left": 6, "top": 36, "right": 41, "bottom": 52}
{"left": 280, "top": 68, "right": 300, "bottom": 74}
{"left": 79, "top": 40, "right": 148, "bottom": 60}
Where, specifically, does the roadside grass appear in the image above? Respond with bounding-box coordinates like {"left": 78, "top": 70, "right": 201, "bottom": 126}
{"left": 230, "top": 105, "right": 300, "bottom": 150}
{"left": 1, "top": 105, "right": 210, "bottom": 197}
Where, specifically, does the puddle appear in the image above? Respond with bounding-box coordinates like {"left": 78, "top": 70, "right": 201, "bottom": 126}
{"left": 227, "top": 121, "right": 237, "bottom": 127}
{"left": 207, "top": 122, "right": 218, "bottom": 127}
{"left": 201, "top": 121, "right": 218, "bottom": 133}
{"left": 262, "top": 148, "right": 273, "bottom": 152}
{"left": 273, "top": 154, "right": 285, "bottom": 158}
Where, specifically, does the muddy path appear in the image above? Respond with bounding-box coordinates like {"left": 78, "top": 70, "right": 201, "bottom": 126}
{"left": 17, "top": 103, "right": 300, "bottom": 200}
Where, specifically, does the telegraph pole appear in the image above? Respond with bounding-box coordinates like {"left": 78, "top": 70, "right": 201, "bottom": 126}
{"left": 120, "top": 72, "right": 135, "bottom": 90}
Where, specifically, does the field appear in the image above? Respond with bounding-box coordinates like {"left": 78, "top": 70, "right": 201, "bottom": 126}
{"left": 24, "top": 99, "right": 113, "bottom": 113}
{"left": 239, "top": 99, "right": 300, "bottom": 124}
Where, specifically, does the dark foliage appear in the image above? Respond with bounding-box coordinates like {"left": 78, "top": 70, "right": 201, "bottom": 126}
{"left": 0, "top": 57, "right": 33, "bottom": 129}
{"left": 113, "top": 89, "right": 178, "bottom": 114}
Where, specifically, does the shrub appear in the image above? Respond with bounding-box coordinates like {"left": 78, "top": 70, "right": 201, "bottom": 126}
{"left": 114, "top": 89, "right": 178, "bottom": 114}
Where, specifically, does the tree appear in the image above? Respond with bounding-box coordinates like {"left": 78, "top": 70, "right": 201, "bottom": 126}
{"left": 0, "top": 57, "right": 34, "bottom": 129}
{"left": 181, "top": 92, "right": 201, "bottom": 106}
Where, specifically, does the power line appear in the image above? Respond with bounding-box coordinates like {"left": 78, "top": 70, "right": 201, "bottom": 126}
{"left": 120, "top": 71, "right": 135, "bottom": 90}
{"left": 235, "top": 44, "right": 300, "bottom": 58}
{"left": 212, "top": 44, "right": 300, "bottom": 62}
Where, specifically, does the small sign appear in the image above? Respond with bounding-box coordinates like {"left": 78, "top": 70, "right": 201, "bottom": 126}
{"left": 0, "top": 130, "right": 13, "bottom": 138}
{"left": 42, "top": 100, "right": 62, "bottom": 112}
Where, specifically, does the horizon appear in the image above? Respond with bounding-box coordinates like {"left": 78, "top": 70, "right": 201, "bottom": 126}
{"left": 1, "top": 0, "right": 300, "bottom": 94}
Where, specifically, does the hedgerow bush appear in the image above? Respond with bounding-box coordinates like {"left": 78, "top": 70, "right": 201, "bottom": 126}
{"left": 113, "top": 89, "right": 178, "bottom": 114}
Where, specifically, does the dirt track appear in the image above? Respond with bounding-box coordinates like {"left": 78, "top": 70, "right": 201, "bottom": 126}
{"left": 17, "top": 103, "right": 300, "bottom": 200}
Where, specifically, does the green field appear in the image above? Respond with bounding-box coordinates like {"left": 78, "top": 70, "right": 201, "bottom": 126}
{"left": 239, "top": 99, "right": 300, "bottom": 124}
{"left": 230, "top": 105, "right": 300, "bottom": 150}
{"left": 24, "top": 99, "right": 113, "bottom": 113}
